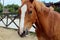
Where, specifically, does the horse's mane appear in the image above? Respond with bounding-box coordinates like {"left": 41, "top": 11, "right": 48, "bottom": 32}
{"left": 33, "top": 1, "right": 55, "bottom": 16}
{"left": 33, "top": 1, "right": 51, "bottom": 17}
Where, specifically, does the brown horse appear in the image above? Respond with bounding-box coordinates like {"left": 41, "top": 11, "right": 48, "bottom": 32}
{"left": 18, "top": 0, "right": 60, "bottom": 40}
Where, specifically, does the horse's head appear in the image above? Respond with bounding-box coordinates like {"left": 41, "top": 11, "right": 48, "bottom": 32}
{"left": 18, "top": 0, "right": 37, "bottom": 37}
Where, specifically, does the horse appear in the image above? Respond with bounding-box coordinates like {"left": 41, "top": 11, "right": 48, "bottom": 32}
{"left": 18, "top": 0, "right": 60, "bottom": 40}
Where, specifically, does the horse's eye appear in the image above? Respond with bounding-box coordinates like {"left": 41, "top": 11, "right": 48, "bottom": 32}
{"left": 29, "top": 11, "right": 32, "bottom": 14}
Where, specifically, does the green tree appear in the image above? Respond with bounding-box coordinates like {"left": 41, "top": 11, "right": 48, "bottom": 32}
{"left": 0, "top": 3, "right": 3, "bottom": 12}
{"left": 54, "top": 7, "right": 60, "bottom": 12}
{"left": 5, "top": 4, "right": 19, "bottom": 13}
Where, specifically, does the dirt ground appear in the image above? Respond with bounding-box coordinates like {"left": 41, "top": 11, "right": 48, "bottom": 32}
{"left": 0, "top": 27, "right": 37, "bottom": 40}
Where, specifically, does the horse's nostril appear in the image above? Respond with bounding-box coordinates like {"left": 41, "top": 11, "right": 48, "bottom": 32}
{"left": 20, "top": 31, "right": 26, "bottom": 37}
{"left": 29, "top": 11, "right": 32, "bottom": 14}
{"left": 18, "top": 29, "right": 25, "bottom": 37}
{"left": 18, "top": 30, "right": 28, "bottom": 37}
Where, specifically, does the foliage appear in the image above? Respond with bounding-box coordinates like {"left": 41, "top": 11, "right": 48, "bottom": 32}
{"left": 54, "top": 7, "right": 60, "bottom": 13}
{"left": 0, "top": 3, "right": 3, "bottom": 12}
{"left": 0, "top": 3, "right": 19, "bottom": 13}
{"left": 5, "top": 4, "right": 19, "bottom": 13}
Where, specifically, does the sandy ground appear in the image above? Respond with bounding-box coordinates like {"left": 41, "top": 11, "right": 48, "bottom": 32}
{"left": 0, "top": 27, "right": 37, "bottom": 40}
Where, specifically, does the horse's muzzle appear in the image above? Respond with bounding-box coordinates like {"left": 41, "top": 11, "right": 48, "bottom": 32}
{"left": 18, "top": 29, "right": 28, "bottom": 37}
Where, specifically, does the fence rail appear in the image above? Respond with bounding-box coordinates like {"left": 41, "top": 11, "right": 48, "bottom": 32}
{"left": 0, "top": 13, "right": 20, "bottom": 28}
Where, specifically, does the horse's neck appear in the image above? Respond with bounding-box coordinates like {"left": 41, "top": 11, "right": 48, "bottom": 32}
{"left": 35, "top": 7, "right": 51, "bottom": 39}
{"left": 34, "top": 3, "right": 52, "bottom": 35}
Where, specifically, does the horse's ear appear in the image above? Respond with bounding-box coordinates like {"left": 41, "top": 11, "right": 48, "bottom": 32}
{"left": 29, "top": 0, "right": 34, "bottom": 3}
